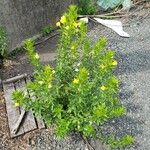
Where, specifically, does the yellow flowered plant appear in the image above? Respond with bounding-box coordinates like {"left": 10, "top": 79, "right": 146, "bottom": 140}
{"left": 73, "top": 22, "right": 78, "bottom": 28}
{"left": 77, "top": 22, "right": 82, "bottom": 27}
{"left": 12, "top": 5, "right": 133, "bottom": 148}
{"left": 56, "top": 22, "right": 61, "bottom": 27}
{"left": 35, "top": 53, "right": 40, "bottom": 59}
{"left": 100, "top": 85, "right": 108, "bottom": 91}
{"left": 112, "top": 60, "right": 118, "bottom": 66}
{"left": 73, "top": 78, "right": 79, "bottom": 84}
{"left": 60, "top": 16, "right": 67, "bottom": 24}
{"left": 38, "top": 81, "right": 44, "bottom": 85}
{"left": 52, "top": 70, "right": 55, "bottom": 74}
{"left": 15, "top": 102, "right": 20, "bottom": 107}
{"left": 65, "top": 26, "right": 69, "bottom": 30}
{"left": 71, "top": 45, "right": 75, "bottom": 50}
{"left": 100, "top": 64, "right": 105, "bottom": 69}
{"left": 48, "top": 84, "right": 52, "bottom": 89}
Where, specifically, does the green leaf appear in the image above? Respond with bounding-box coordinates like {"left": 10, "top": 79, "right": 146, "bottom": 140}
{"left": 93, "top": 103, "right": 108, "bottom": 121}
{"left": 82, "top": 124, "right": 94, "bottom": 136}
{"left": 121, "top": 135, "right": 134, "bottom": 146}
{"left": 111, "top": 106, "right": 126, "bottom": 117}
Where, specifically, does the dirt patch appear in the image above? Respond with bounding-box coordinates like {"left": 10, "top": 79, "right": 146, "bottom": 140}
{"left": 0, "top": 34, "right": 58, "bottom": 80}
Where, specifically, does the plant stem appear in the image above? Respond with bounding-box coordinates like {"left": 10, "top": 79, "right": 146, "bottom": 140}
{"left": 80, "top": 133, "right": 95, "bottom": 150}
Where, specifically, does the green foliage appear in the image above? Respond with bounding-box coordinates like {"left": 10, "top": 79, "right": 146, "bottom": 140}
{"left": 0, "top": 27, "right": 7, "bottom": 57}
{"left": 107, "top": 135, "right": 134, "bottom": 149}
{"left": 77, "top": 0, "right": 97, "bottom": 15}
{"left": 41, "top": 25, "right": 54, "bottom": 36}
{"left": 12, "top": 5, "right": 132, "bottom": 148}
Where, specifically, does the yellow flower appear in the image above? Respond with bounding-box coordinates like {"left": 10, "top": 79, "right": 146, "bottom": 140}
{"left": 73, "top": 78, "right": 79, "bottom": 84}
{"left": 78, "top": 22, "right": 82, "bottom": 27}
{"left": 60, "top": 16, "right": 67, "bottom": 24}
{"left": 48, "top": 84, "right": 52, "bottom": 89}
{"left": 100, "top": 85, "right": 107, "bottom": 91}
{"left": 73, "top": 22, "right": 78, "bottom": 28}
{"left": 71, "top": 46, "right": 75, "bottom": 50}
{"left": 15, "top": 102, "right": 20, "bottom": 107}
{"left": 75, "top": 68, "right": 79, "bottom": 72}
{"left": 56, "top": 22, "right": 61, "bottom": 27}
{"left": 52, "top": 70, "right": 55, "bottom": 74}
{"left": 65, "top": 26, "right": 69, "bottom": 30}
{"left": 112, "top": 60, "right": 118, "bottom": 66}
{"left": 35, "top": 53, "right": 39, "bottom": 59}
{"left": 38, "top": 81, "right": 44, "bottom": 85}
{"left": 77, "top": 63, "right": 81, "bottom": 66}
{"left": 100, "top": 64, "right": 105, "bottom": 69}
{"left": 75, "top": 29, "right": 79, "bottom": 33}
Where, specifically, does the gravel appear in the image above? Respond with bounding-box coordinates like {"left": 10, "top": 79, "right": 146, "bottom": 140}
{"left": 88, "top": 9, "right": 150, "bottom": 150}
{"left": 27, "top": 130, "right": 89, "bottom": 150}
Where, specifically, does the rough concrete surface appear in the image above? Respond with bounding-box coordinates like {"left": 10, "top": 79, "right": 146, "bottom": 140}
{"left": 0, "top": 0, "right": 76, "bottom": 51}
{"left": 88, "top": 10, "right": 150, "bottom": 149}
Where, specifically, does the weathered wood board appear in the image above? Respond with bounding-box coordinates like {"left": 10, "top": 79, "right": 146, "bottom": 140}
{"left": 3, "top": 75, "right": 45, "bottom": 138}
{"left": 3, "top": 82, "right": 24, "bottom": 137}
{"left": 26, "top": 77, "right": 45, "bottom": 129}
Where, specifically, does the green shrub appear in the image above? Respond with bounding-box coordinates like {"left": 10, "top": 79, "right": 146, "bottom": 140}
{"left": 41, "top": 25, "right": 54, "bottom": 36}
{"left": 12, "top": 5, "right": 133, "bottom": 148}
{"left": 77, "top": 0, "right": 97, "bottom": 15}
{"left": 106, "top": 135, "right": 134, "bottom": 149}
{"left": 0, "top": 27, "right": 7, "bottom": 57}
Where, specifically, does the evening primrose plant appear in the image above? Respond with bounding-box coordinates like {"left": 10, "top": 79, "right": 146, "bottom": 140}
{"left": 12, "top": 5, "right": 133, "bottom": 148}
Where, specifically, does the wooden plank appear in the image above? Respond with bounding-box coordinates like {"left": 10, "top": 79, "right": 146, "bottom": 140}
{"left": 3, "top": 74, "right": 27, "bottom": 84}
{"left": 36, "top": 117, "right": 45, "bottom": 129}
{"left": 12, "top": 110, "right": 26, "bottom": 134}
{"left": 14, "top": 79, "right": 37, "bottom": 133}
{"left": 26, "top": 77, "right": 45, "bottom": 129}
{"left": 3, "top": 82, "right": 25, "bottom": 137}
